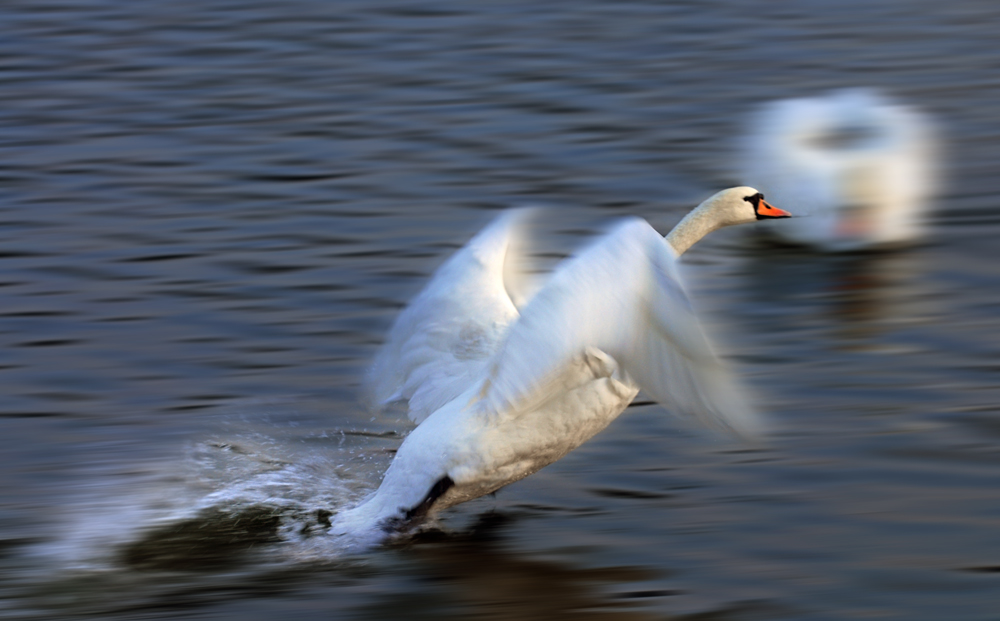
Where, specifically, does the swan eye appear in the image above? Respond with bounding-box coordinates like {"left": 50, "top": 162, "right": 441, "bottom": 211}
{"left": 742, "top": 193, "right": 764, "bottom": 208}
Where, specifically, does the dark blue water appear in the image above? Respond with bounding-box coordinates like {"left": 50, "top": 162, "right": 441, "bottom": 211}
{"left": 3, "top": 1, "right": 1000, "bottom": 619}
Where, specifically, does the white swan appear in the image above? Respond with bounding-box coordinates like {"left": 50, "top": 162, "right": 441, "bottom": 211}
{"left": 739, "top": 89, "right": 936, "bottom": 251}
{"left": 332, "top": 187, "right": 790, "bottom": 547}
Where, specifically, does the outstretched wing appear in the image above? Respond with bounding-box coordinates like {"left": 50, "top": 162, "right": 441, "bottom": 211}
{"left": 364, "top": 208, "right": 536, "bottom": 424}
{"left": 478, "top": 217, "right": 760, "bottom": 437}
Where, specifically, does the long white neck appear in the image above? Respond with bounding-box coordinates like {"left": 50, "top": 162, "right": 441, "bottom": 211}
{"left": 664, "top": 197, "right": 731, "bottom": 256}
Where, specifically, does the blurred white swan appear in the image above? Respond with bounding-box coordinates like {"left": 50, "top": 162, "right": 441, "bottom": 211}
{"left": 332, "top": 187, "right": 790, "bottom": 546}
{"left": 739, "top": 89, "right": 936, "bottom": 251}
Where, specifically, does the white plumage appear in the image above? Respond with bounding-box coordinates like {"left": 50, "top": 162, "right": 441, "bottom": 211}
{"left": 333, "top": 187, "right": 789, "bottom": 546}
{"left": 739, "top": 89, "right": 936, "bottom": 251}
{"left": 364, "top": 208, "right": 532, "bottom": 425}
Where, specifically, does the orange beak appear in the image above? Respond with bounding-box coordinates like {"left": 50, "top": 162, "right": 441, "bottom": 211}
{"left": 756, "top": 199, "right": 792, "bottom": 220}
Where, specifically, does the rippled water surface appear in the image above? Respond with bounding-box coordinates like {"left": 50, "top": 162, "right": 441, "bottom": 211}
{"left": 3, "top": 1, "right": 1000, "bottom": 619}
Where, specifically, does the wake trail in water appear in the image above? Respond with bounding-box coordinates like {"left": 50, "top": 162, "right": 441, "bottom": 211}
{"left": 28, "top": 404, "right": 405, "bottom": 574}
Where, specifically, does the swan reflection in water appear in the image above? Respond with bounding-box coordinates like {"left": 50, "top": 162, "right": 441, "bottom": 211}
{"left": 736, "top": 244, "right": 933, "bottom": 351}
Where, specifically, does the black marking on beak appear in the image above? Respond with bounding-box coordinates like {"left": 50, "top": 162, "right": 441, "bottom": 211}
{"left": 744, "top": 192, "right": 790, "bottom": 220}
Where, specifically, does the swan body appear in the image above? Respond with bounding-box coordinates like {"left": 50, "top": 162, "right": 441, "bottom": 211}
{"left": 739, "top": 89, "right": 936, "bottom": 251}
{"left": 333, "top": 187, "right": 790, "bottom": 546}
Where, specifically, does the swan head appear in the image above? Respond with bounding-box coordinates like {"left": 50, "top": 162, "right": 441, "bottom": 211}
{"left": 666, "top": 187, "right": 791, "bottom": 255}
{"left": 701, "top": 186, "right": 792, "bottom": 226}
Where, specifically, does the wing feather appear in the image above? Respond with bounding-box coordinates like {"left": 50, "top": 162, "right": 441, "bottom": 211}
{"left": 480, "top": 217, "right": 760, "bottom": 436}
{"left": 364, "top": 208, "right": 535, "bottom": 424}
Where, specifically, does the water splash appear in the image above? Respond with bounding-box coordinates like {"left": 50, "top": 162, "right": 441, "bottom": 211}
{"left": 28, "top": 402, "right": 404, "bottom": 574}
